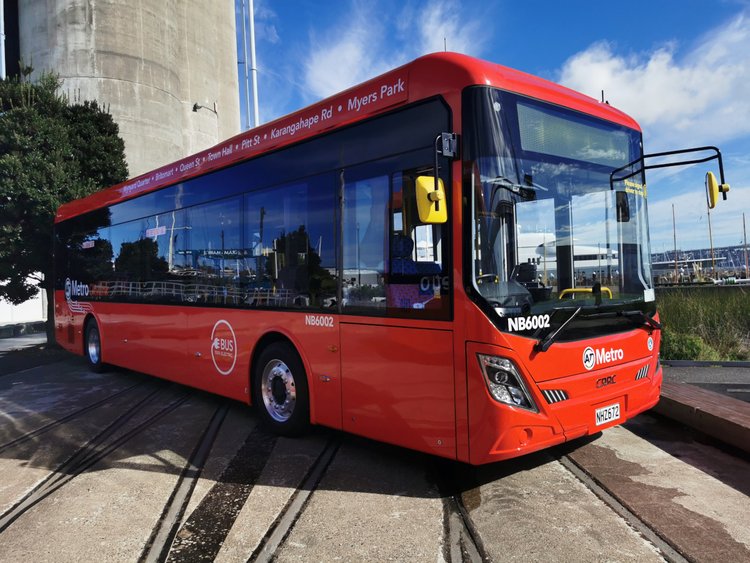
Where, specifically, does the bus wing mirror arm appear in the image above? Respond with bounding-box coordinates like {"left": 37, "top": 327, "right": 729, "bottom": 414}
{"left": 609, "top": 146, "right": 730, "bottom": 199}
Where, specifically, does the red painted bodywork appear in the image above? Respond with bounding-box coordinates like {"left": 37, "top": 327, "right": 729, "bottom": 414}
{"left": 55, "top": 53, "right": 659, "bottom": 465}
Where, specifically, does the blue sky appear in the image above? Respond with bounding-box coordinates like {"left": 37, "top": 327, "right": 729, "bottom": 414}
{"left": 237, "top": 0, "right": 750, "bottom": 253}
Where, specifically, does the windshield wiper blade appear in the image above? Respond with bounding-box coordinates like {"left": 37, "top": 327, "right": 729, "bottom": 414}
{"left": 484, "top": 176, "right": 548, "bottom": 195}
{"left": 622, "top": 310, "right": 662, "bottom": 330}
{"left": 535, "top": 306, "right": 582, "bottom": 352}
{"left": 581, "top": 309, "right": 662, "bottom": 330}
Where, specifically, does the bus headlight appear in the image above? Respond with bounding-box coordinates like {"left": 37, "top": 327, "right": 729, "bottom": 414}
{"left": 477, "top": 355, "right": 537, "bottom": 412}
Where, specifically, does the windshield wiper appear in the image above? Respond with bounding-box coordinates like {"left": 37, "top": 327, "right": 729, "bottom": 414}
{"left": 484, "top": 175, "right": 548, "bottom": 199}
{"left": 622, "top": 310, "right": 662, "bottom": 330}
{"left": 535, "top": 306, "right": 582, "bottom": 352}
{"left": 582, "top": 309, "right": 662, "bottom": 330}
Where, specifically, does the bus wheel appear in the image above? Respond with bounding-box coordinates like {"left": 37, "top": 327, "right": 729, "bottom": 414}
{"left": 254, "top": 342, "right": 310, "bottom": 436}
{"left": 84, "top": 320, "right": 105, "bottom": 373}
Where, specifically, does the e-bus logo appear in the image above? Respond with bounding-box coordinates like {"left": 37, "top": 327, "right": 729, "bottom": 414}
{"left": 211, "top": 320, "right": 237, "bottom": 376}
{"left": 583, "top": 346, "right": 625, "bottom": 371}
{"left": 65, "top": 278, "right": 90, "bottom": 300}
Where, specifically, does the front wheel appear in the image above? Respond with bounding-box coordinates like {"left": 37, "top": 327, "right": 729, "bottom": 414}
{"left": 253, "top": 342, "right": 310, "bottom": 436}
{"left": 84, "top": 320, "right": 106, "bottom": 373}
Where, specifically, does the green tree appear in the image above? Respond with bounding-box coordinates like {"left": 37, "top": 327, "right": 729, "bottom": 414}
{"left": 0, "top": 70, "right": 128, "bottom": 343}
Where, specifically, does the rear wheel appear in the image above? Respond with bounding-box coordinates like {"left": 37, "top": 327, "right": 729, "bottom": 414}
{"left": 84, "top": 320, "right": 105, "bottom": 373}
{"left": 253, "top": 342, "right": 310, "bottom": 436}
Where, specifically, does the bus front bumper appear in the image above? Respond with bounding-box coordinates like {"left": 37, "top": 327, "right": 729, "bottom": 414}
{"left": 466, "top": 345, "right": 662, "bottom": 465}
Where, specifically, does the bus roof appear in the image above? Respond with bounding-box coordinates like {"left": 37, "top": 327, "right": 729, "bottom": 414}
{"left": 55, "top": 52, "right": 641, "bottom": 223}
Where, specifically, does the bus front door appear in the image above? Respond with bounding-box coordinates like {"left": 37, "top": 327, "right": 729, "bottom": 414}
{"left": 340, "top": 323, "right": 456, "bottom": 458}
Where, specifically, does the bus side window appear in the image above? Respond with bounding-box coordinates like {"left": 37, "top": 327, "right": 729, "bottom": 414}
{"left": 185, "top": 197, "right": 242, "bottom": 305}
{"left": 342, "top": 172, "right": 389, "bottom": 310}
{"left": 244, "top": 175, "right": 337, "bottom": 310}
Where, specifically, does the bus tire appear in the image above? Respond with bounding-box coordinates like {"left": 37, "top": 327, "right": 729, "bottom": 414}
{"left": 84, "top": 320, "right": 106, "bottom": 373}
{"left": 253, "top": 342, "right": 310, "bottom": 436}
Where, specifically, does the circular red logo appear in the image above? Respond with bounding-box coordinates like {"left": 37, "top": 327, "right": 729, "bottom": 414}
{"left": 211, "top": 320, "right": 237, "bottom": 376}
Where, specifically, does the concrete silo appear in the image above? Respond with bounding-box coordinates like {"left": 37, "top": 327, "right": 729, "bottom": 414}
{"left": 18, "top": 0, "right": 240, "bottom": 177}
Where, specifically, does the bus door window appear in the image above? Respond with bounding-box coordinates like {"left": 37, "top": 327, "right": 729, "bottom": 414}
{"left": 387, "top": 170, "right": 449, "bottom": 318}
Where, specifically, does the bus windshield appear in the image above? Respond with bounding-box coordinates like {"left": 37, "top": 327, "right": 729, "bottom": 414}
{"left": 465, "top": 87, "right": 655, "bottom": 334}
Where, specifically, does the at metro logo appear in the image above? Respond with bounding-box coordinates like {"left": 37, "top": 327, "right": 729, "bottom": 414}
{"left": 65, "top": 278, "right": 90, "bottom": 300}
{"left": 582, "top": 346, "right": 625, "bottom": 371}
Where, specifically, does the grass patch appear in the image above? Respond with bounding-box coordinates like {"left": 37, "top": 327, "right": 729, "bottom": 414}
{"left": 656, "top": 286, "right": 750, "bottom": 361}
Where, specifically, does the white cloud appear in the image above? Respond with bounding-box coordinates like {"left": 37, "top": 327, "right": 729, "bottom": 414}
{"left": 302, "top": 3, "right": 391, "bottom": 100}
{"left": 302, "top": 0, "right": 487, "bottom": 102}
{"left": 254, "top": 0, "right": 280, "bottom": 44}
{"left": 412, "top": 0, "right": 485, "bottom": 55}
{"left": 558, "top": 12, "right": 750, "bottom": 254}
{"left": 558, "top": 13, "right": 750, "bottom": 151}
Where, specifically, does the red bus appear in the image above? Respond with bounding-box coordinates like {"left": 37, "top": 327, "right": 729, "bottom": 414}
{"left": 53, "top": 53, "right": 726, "bottom": 464}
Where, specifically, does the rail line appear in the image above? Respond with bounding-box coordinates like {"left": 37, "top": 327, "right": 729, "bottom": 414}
{"left": 0, "top": 379, "right": 154, "bottom": 454}
{"left": 139, "top": 418, "right": 340, "bottom": 563}
{"left": 432, "top": 461, "right": 489, "bottom": 563}
{"left": 0, "top": 386, "right": 191, "bottom": 533}
{"left": 140, "top": 402, "right": 232, "bottom": 563}
{"left": 249, "top": 437, "right": 340, "bottom": 563}
{"left": 442, "top": 490, "right": 489, "bottom": 563}
{"left": 432, "top": 442, "right": 697, "bottom": 563}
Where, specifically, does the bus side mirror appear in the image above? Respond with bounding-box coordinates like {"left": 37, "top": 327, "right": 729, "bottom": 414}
{"left": 416, "top": 176, "right": 447, "bottom": 223}
{"left": 706, "top": 171, "right": 730, "bottom": 209}
{"left": 616, "top": 191, "right": 630, "bottom": 222}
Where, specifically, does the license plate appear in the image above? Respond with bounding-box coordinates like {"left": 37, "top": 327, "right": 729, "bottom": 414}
{"left": 595, "top": 403, "right": 620, "bottom": 426}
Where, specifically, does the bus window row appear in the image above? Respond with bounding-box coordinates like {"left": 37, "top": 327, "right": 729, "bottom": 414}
{"left": 60, "top": 167, "right": 451, "bottom": 319}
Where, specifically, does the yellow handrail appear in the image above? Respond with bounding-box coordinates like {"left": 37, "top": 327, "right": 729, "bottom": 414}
{"left": 559, "top": 287, "right": 612, "bottom": 300}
